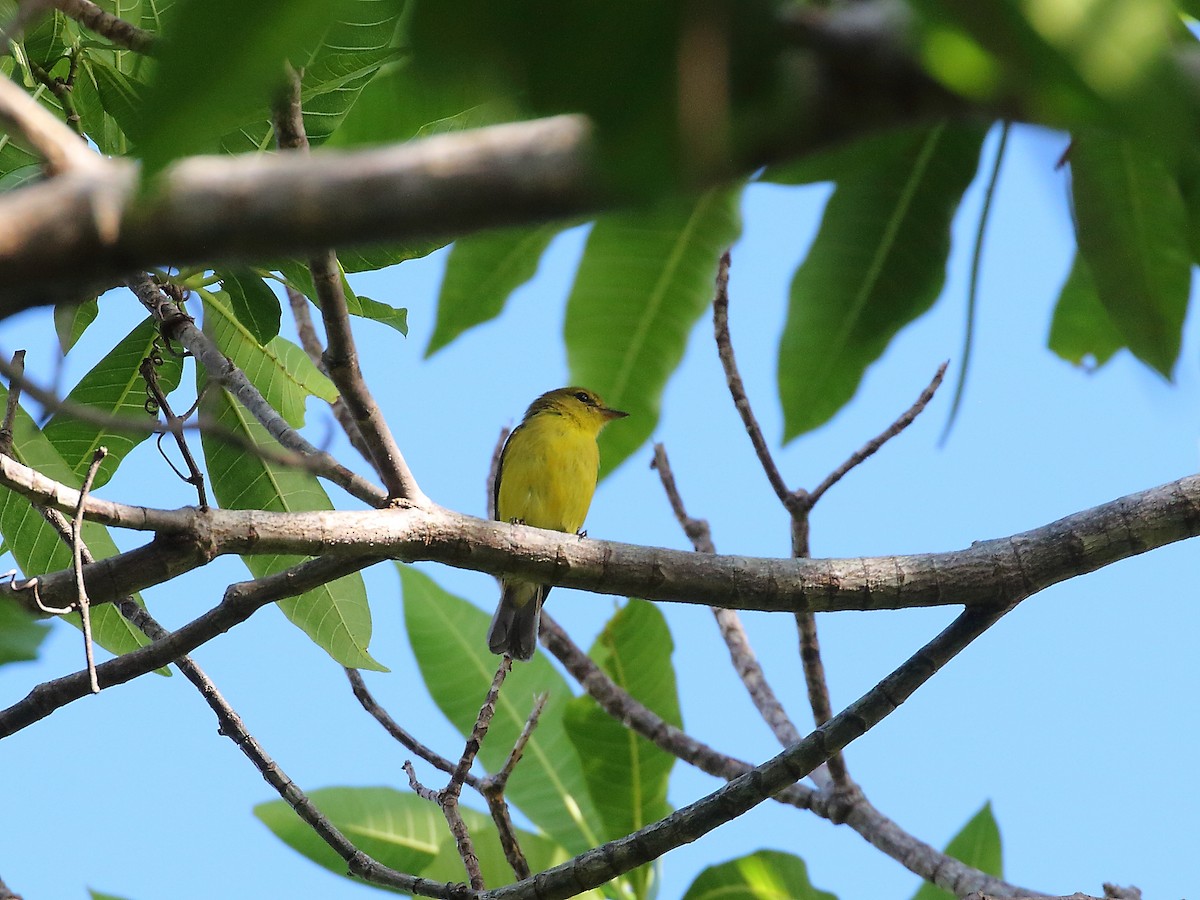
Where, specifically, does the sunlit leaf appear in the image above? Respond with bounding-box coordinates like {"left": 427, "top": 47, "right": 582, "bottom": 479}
{"left": 564, "top": 599, "right": 680, "bottom": 898}
{"left": 200, "top": 289, "right": 336, "bottom": 428}
{"left": 198, "top": 373, "right": 384, "bottom": 671}
{"left": 566, "top": 187, "right": 743, "bottom": 477}
{"left": 911, "top": 802, "right": 1002, "bottom": 900}
{"left": 682, "top": 849, "right": 837, "bottom": 900}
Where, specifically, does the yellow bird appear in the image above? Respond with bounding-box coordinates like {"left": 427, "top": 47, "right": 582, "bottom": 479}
{"left": 487, "top": 387, "right": 628, "bottom": 660}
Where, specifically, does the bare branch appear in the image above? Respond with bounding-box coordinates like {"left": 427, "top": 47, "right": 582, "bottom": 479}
{"left": 807, "top": 361, "right": 948, "bottom": 507}
{"left": 3, "top": 451, "right": 1199, "bottom": 618}
{"left": 346, "top": 668, "right": 478, "bottom": 787}
{"left": 0, "top": 349, "right": 26, "bottom": 457}
{"left": 124, "top": 274, "right": 389, "bottom": 508}
{"left": 285, "top": 284, "right": 374, "bottom": 466}
{"left": 490, "top": 603, "right": 1020, "bottom": 900}
{"left": 272, "top": 68, "right": 424, "bottom": 503}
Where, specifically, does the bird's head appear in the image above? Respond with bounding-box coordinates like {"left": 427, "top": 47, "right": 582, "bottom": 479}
{"left": 527, "top": 386, "right": 628, "bottom": 432}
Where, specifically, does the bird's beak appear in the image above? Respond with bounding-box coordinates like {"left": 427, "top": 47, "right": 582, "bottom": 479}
{"left": 601, "top": 406, "right": 628, "bottom": 420}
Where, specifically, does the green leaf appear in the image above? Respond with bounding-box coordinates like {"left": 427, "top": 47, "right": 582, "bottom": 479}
{"left": 1070, "top": 132, "right": 1190, "bottom": 377}
{"left": 88, "top": 890, "right": 133, "bottom": 900}
{"left": 0, "top": 385, "right": 152, "bottom": 659}
{"left": 427, "top": 223, "right": 563, "bottom": 356}
{"left": 911, "top": 803, "right": 1002, "bottom": 900}
{"left": 200, "top": 288, "right": 336, "bottom": 427}
{"left": 0, "top": 596, "right": 50, "bottom": 665}
{"left": 779, "top": 123, "right": 986, "bottom": 439}
{"left": 132, "top": 0, "right": 361, "bottom": 174}
{"left": 326, "top": 57, "right": 520, "bottom": 149}
{"left": 1048, "top": 254, "right": 1125, "bottom": 369}
{"left": 88, "top": 57, "right": 148, "bottom": 142}
{"left": 400, "top": 567, "right": 603, "bottom": 855}
{"left": 682, "top": 849, "right": 838, "bottom": 900}
{"left": 256, "top": 786, "right": 579, "bottom": 892}
{"left": 565, "top": 187, "right": 743, "bottom": 477}
{"left": 53, "top": 298, "right": 99, "bottom": 354}
{"left": 43, "top": 316, "right": 184, "bottom": 490}
{"left": 563, "top": 600, "right": 680, "bottom": 899}
{"left": 255, "top": 786, "right": 441, "bottom": 880}
{"left": 198, "top": 374, "right": 384, "bottom": 672}
{"left": 219, "top": 269, "right": 282, "bottom": 344}
{"left": 278, "top": 263, "right": 410, "bottom": 336}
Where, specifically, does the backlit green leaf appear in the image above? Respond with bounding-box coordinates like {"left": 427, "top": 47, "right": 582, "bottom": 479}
{"left": 566, "top": 187, "right": 743, "bottom": 477}
{"left": 1048, "top": 254, "right": 1125, "bottom": 369}
{"left": 682, "top": 849, "right": 837, "bottom": 900}
{"left": 779, "top": 124, "right": 985, "bottom": 439}
{"left": 911, "top": 802, "right": 1002, "bottom": 900}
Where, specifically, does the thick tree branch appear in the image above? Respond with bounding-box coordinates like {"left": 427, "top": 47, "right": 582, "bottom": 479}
{"left": 2, "top": 452, "right": 1198, "bottom": 617}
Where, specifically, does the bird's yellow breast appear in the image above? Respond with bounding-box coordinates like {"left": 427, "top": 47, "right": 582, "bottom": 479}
{"left": 496, "top": 411, "right": 601, "bottom": 534}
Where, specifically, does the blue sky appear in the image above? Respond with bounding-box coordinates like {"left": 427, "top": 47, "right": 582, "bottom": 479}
{"left": 1, "top": 121, "right": 1197, "bottom": 900}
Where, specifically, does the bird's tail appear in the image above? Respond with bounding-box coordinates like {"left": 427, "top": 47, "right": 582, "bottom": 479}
{"left": 487, "top": 580, "right": 545, "bottom": 661}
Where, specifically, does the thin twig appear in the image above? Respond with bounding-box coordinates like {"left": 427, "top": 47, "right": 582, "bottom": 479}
{"left": 345, "top": 668, "right": 481, "bottom": 788}
{"left": 141, "top": 354, "right": 208, "bottom": 509}
{"left": 492, "top": 692, "right": 546, "bottom": 786}
{"left": 480, "top": 691, "right": 546, "bottom": 882}
{"left": 271, "top": 67, "right": 425, "bottom": 504}
{"left": 652, "top": 444, "right": 802, "bottom": 747}
{"left": 712, "top": 250, "right": 799, "bottom": 513}
{"left": 72, "top": 447, "right": 106, "bottom": 693}
{"left": 807, "top": 361, "right": 948, "bottom": 507}
{"left": 0, "top": 349, "right": 26, "bottom": 457}
{"left": 27, "top": 54, "right": 84, "bottom": 138}
{"left": 284, "top": 285, "right": 373, "bottom": 465}
{"left": 124, "top": 273, "right": 390, "bottom": 508}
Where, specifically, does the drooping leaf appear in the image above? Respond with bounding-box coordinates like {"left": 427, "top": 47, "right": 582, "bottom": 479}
{"left": 53, "top": 298, "right": 99, "bottom": 354}
{"left": 0, "top": 596, "right": 50, "bottom": 666}
{"left": 911, "top": 802, "right": 1003, "bottom": 900}
{"left": 1070, "top": 131, "right": 1190, "bottom": 377}
{"left": 563, "top": 599, "right": 680, "bottom": 899}
{"left": 682, "top": 849, "right": 838, "bottom": 900}
{"left": 779, "top": 123, "right": 986, "bottom": 439}
{"left": 427, "top": 223, "right": 563, "bottom": 356}
{"left": 1048, "top": 254, "right": 1125, "bottom": 369}
{"left": 200, "top": 288, "right": 336, "bottom": 428}
{"left": 566, "top": 187, "right": 743, "bottom": 477}
{"left": 400, "top": 567, "right": 603, "bottom": 855}
{"left": 0, "top": 386, "right": 152, "bottom": 659}
{"left": 219, "top": 269, "right": 282, "bottom": 344}
{"left": 43, "top": 316, "right": 184, "bottom": 490}
{"left": 198, "top": 373, "right": 384, "bottom": 671}
{"left": 88, "top": 57, "right": 148, "bottom": 142}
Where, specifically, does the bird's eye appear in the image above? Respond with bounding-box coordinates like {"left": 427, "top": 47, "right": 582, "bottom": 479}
{"left": 573, "top": 391, "right": 592, "bottom": 404}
